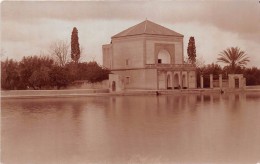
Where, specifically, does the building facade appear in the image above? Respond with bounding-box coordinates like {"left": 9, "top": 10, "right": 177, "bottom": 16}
{"left": 103, "top": 20, "right": 196, "bottom": 91}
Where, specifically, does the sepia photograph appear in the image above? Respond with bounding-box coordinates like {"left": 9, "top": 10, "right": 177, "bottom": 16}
{"left": 1, "top": 0, "right": 260, "bottom": 163}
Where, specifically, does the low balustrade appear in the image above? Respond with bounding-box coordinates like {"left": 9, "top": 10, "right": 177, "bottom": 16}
{"left": 145, "top": 64, "right": 195, "bottom": 69}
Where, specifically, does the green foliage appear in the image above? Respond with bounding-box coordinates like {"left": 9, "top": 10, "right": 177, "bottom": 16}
{"left": 196, "top": 63, "right": 222, "bottom": 88}
{"left": 217, "top": 47, "right": 249, "bottom": 73}
{"left": 77, "top": 61, "right": 110, "bottom": 83}
{"left": 1, "top": 55, "right": 110, "bottom": 90}
{"left": 64, "top": 62, "right": 78, "bottom": 81}
{"left": 187, "top": 36, "right": 196, "bottom": 64}
{"left": 19, "top": 56, "right": 54, "bottom": 89}
{"left": 71, "top": 27, "right": 80, "bottom": 63}
{"left": 49, "top": 66, "right": 70, "bottom": 89}
{"left": 243, "top": 67, "right": 260, "bottom": 86}
{"left": 1, "top": 59, "right": 20, "bottom": 90}
{"left": 197, "top": 63, "right": 222, "bottom": 76}
{"left": 196, "top": 63, "right": 260, "bottom": 86}
{"left": 2, "top": 26, "right": 110, "bottom": 90}
{"left": 29, "top": 66, "right": 51, "bottom": 89}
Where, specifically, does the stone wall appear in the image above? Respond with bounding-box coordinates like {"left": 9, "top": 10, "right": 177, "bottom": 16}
{"left": 108, "top": 74, "right": 124, "bottom": 92}
{"left": 67, "top": 80, "right": 109, "bottom": 89}
{"left": 112, "top": 69, "right": 157, "bottom": 90}
{"left": 188, "top": 71, "right": 196, "bottom": 88}
{"left": 112, "top": 38, "right": 144, "bottom": 69}
{"left": 102, "top": 44, "right": 112, "bottom": 69}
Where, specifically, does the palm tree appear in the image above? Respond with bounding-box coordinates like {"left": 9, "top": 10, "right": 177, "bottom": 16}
{"left": 217, "top": 47, "right": 249, "bottom": 73}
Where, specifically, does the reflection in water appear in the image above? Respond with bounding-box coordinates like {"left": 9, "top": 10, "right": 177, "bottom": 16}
{"left": 1, "top": 93, "right": 260, "bottom": 164}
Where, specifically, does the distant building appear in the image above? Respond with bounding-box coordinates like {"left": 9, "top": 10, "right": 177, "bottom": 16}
{"left": 203, "top": 74, "right": 246, "bottom": 90}
{"left": 228, "top": 74, "right": 246, "bottom": 89}
{"left": 102, "top": 20, "right": 196, "bottom": 91}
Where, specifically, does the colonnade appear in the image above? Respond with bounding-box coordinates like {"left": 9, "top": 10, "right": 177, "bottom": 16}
{"left": 200, "top": 74, "right": 223, "bottom": 89}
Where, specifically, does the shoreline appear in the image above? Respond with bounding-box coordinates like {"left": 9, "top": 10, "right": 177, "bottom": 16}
{"left": 1, "top": 88, "right": 260, "bottom": 99}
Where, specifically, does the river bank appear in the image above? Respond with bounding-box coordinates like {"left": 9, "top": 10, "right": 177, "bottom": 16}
{"left": 1, "top": 87, "right": 260, "bottom": 99}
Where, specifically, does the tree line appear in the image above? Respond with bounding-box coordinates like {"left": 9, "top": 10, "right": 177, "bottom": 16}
{"left": 196, "top": 63, "right": 260, "bottom": 87}
{"left": 2, "top": 33, "right": 259, "bottom": 90}
{"left": 187, "top": 38, "right": 259, "bottom": 86}
{"left": 1, "top": 56, "right": 110, "bottom": 90}
{"left": 1, "top": 27, "right": 110, "bottom": 90}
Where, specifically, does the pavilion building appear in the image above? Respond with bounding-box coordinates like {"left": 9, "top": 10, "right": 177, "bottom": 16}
{"left": 102, "top": 20, "right": 197, "bottom": 91}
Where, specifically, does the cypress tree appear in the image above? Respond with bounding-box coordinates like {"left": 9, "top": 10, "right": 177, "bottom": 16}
{"left": 71, "top": 27, "right": 80, "bottom": 63}
{"left": 187, "top": 36, "right": 196, "bottom": 64}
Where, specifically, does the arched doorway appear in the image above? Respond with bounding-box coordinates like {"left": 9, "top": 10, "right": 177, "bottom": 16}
{"left": 167, "top": 74, "right": 172, "bottom": 89}
{"left": 173, "top": 74, "right": 180, "bottom": 89}
{"left": 112, "top": 81, "right": 116, "bottom": 91}
{"left": 158, "top": 50, "right": 171, "bottom": 64}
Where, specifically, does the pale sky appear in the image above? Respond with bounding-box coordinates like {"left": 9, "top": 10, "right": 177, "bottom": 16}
{"left": 1, "top": 1, "right": 260, "bottom": 67}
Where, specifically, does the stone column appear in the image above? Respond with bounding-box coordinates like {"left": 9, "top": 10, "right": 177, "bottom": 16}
{"left": 243, "top": 77, "right": 246, "bottom": 88}
{"left": 171, "top": 71, "right": 174, "bottom": 89}
{"left": 210, "top": 74, "right": 213, "bottom": 89}
{"left": 187, "top": 71, "right": 189, "bottom": 89}
{"left": 164, "top": 71, "right": 167, "bottom": 90}
{"left": 156, "top": 71, "right": 159, "bottom": 90}
{"left": 228, "top": 75, "right": 233, "bottom": 88}
{"left": 180, "top": 71, "right": 183, "bottom": 89}
{"left": 239, "top": 76, "right": 242, "bottom": 89}
{"left": 219, "top": 74, "right": 223, "bottom": 89}
{"left": 200, "top": 75, "right": 204, "bottom": 88}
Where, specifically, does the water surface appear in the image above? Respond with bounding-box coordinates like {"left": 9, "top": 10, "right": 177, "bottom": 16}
{"left": 2, "top": 93, "right": 260, "bottom": 164}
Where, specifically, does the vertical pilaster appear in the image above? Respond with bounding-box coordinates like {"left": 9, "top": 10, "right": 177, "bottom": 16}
{"left": 111, "top": 43, "right": 114, "bottom": 69}
{"left": 228, "top": 75, "right": 232, "bottom": 88}
{"left": 180, "top": 71, "right": 183, "bottom": 89}
{"left": 200, "top": 75, "right": 204, "bottom": 88}
{"left": 210, "top": 74, "right": 213, "bottom": 89}
{"left": 172, "top": 72, "right": 175, "bottom": 89}
{"left": 164, "top": 71, "right": 167, "bottom": 90}
{"left": 239, "top": 76, "right": 242, "bottom": 88}
{"left": 143, "top": 38, "right": 146, "bottom": 66}
{"left": 219, "top": 74, "right": 223, "bottom": 89}
{"left": 156, "top": 70, "right": 159, "bottom": 90}
{"left": 187, "top": 71, "right": 190, "bottom": 89}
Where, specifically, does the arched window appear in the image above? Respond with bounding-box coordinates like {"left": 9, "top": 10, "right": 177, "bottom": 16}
{"left": 167, "top": 73, "right": 172, "bottom": 89}
{"left": 158, "top": 50, "right": 171, "bottom": 64}
{"left": 174, "top": 74, "right": 179, "bottom": 89}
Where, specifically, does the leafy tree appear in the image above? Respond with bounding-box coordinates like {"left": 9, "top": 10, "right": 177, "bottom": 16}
{"left": 196, "top": 63, "right": 222, "bottom": 88}
{"left": 19, "top": 56, "right": 37, "bottom": 89}
{"left": 187, "top": 36, "right": 196, "bottom": 64}
{"left": 19, "top": 56, "right": 54, "bottom": 89}
{"left": 196, "top": 63, "right": 222, "bottom": 77}
{"left": 64, "top": 62, "right": 78, "bottom": 81}
{"left": 217, "top": 47, "right": 249, "bottom": 73}
{"left": 71, "top": 27, "right": 80, "bottom": 63}
{"left": 29, "top": 66, "right": 51, "bottom": 89}
{"left": 49, "top": 66, "right": 70, "bottom": 89}
{"left": 77, "top": 61, "right": 110, "bottom": 83}
{"left": 1, "top": 59, "right": 20, "bottom": 90}
{"left": 1, "top": 53, "right": 111, "bottom": 90}
{"left": 243, "top": 67, "right": 260, "bottom": 86}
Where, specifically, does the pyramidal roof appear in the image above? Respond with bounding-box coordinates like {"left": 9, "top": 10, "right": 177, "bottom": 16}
{"left": 112, "top": 20, "right": 183, "bottom": 38}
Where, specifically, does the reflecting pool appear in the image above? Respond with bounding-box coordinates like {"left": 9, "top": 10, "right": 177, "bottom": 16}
{"left": 1, "top": 93, "right": 260, "bottom": 164}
